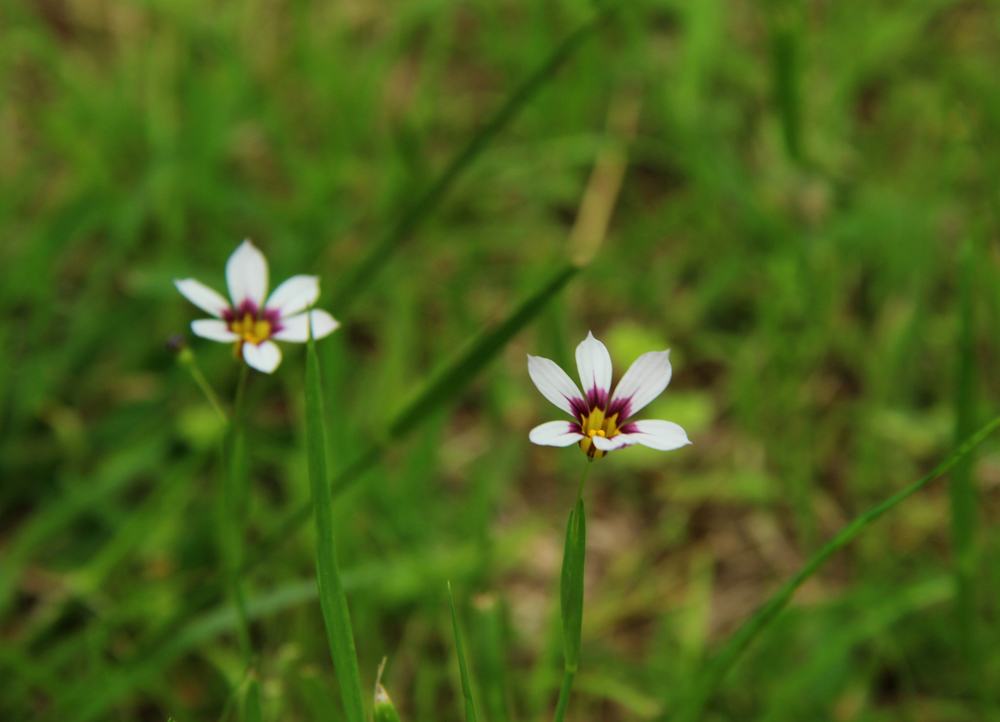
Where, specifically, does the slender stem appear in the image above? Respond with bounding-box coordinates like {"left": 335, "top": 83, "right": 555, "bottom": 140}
{"left": 176, "top": 348, "right": 227, "bottom": 422}
{"left": 552, "top": 669, "right": 576, "bottom": 722}
{"left": 224, "top": 365, "right": 253, "bottom": 666}
{"left": 554, "top": 460, "right": 591, "bottom": 722}
{"left": 576, "top": 459, "right": 592, "bottom": 508}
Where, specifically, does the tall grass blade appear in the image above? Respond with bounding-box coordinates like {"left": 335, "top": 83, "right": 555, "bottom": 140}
{"left": 328, "top": 18, "right": 600, "bottom": 314}
{"left": 554, "top": 468, "right": 587, "bottom": 722}
{"left": 448, "top": 582, "right": 478, "bottom": 722}
{"left": 770, "top": 4, "right": 802, "bottom": 162}
{"left": 952, "top": 241, "right": 982, "bottom": 701}
{"left": 673, "top": 411, "right": 1000, "bottom": 722}
{"left": 305, "top": 336, "right": 366, "bottom": 722}
{"left": 250, "top": 262, "right": 580, "bottom": 566}
{"left": 470, "top": 595, "right": 511, "bottom": 722}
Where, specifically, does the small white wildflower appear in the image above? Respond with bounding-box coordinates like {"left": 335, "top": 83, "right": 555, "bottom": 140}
{"left": 527, "top": 332, "right": 691, "bottom": 459}
{"left": 174, "top": 239, "right": 339, "bottom": 373}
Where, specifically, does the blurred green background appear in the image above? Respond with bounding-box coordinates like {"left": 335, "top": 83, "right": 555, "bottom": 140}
{"left": 4, "top": 0, "right": 1000, "bottom": 720}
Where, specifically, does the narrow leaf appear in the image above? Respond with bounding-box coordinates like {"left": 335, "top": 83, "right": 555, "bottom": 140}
{"left": 448, "top": 582, "right": 478, "bottom": 722}
{"left": 305, "top": 337, "right": 366, "bottom": 722}
{"left": 674, "top": 410, "right": 1000, "bottom": 722}
{"left": 559, "top": 498, "right": 586, "bottom": 672}
{"left": 329, "top": 18, "right": 600, "bottom": 314}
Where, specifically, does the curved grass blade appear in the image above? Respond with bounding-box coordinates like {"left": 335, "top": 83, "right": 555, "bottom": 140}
{"left": 328, "top": 17, "right": 600, "bottom": 314}
{"left": 250, "top": 261, "right": 580, "bottom": 567}
{"left": 673, "top": 410, "right": 1000, "bottom": 722}
{"left": 306, "top": 336, "right": 366, "bottom": 722}
{"left": 448, "top": 582, "right": 478, "bottom": 722}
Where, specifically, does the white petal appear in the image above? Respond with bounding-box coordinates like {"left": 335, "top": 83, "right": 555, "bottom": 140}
{"left": 266, "top": 275, "right": 320, "bottom": 317}
{"left": 271, "top": 309, "right": 340, "bottom": 342}
{"left": 191, "top": 319, "right": 239, "bottom": 342}
{"left": 575, "top": 331, "right": 613, "bottom": 410}
{"left": 174, "top": 278, "right": 231, "bottom": 318}
{"left": 608, "top": 349, "right": 672, "bottom": 421}
{"left": 618, "top": 419, "right": 691, "bottom": 451}
{"left": 226, "top": 239, "right": 269, "bottom": 309}
{"left": 242, "top": 339, "right": 282, "bottom": 374}
{"left": 528, "top": 421, "right": 584, "bottom": 447}
{"left": 308, "top": 309, "right": 339, "bottom": 339}
{"left": 527, "top": 355, "right": 588, "bottom": 419}
{"left": 591, "top": 433, "right": 638, "bottom": 452}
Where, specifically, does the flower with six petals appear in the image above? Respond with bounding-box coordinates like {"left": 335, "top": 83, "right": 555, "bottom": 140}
{"left": 174, "top": 240, "right": 340, "bottom": 374}
{"left": 527, "top": 332, "right": 691, "bottom": 459}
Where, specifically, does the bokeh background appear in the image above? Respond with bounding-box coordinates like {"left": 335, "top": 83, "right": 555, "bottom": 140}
{"left": 4, "top": 0, "right": 1000, "bottom": 720}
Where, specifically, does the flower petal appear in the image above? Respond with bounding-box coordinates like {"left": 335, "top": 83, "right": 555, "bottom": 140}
{"left": 591, "top": 433, "right": 638, "bottom": 452}
{"left": 528, "top": 420, "right": 584, "bottom": 447}
{"left": 191, "top": 319, "right": 239, "bottom": 342}
{"left": 617, "top": 419, "right": 691, "bottom": 451}
{"left": 607, "top": 349, "right": 672, "bottom": 420}
{"left": 271, "top": 309, "right": 341, "bottom": 342}
{"left": 226, "top": 239, "right": 269, "bottom": 309}
{"left": 575, "top": 331, "right": 612, "bottom": 411}
{"left": 308, "top": 309, "right": 340, "bottom": 339}
{"left": 243, "top": 339, "right": 282, "bottom": 374}
{"left": 266, "top": 274, "right": 320, "bottom": 317}
{"left": 174, "top": 278, "right": 231, "bottom": 318}
{"left": 527, "top": 355, "right": 588, "bottom": 419}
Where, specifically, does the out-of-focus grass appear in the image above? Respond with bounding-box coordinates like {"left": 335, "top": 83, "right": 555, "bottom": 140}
{"left": 4, "top": 0, "right": 1000, "bottom": 720}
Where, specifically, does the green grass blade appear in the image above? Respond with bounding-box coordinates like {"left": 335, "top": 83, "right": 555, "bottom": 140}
{"left": 952, "top": 241, "right": 982, "bottom": 702}
{"left": 328, "top": 18, "right": 599, "bottom": 314}
{"left": 448, "top": 582, "right": 478, "bottom": 722}
{"left": 673, "top": 410, "right": 1000, "bottom": 722}
{"left": 305, "top": 336, "right": 366, "bottom": 722}
{"left": 469, "top": 595, "right": 511, "bottom": 722}
{"left": 248, "top": 262, "right": 580, "bottom": 569}
{"left": 243, "top": 679, "right": 264, "bottom": 722}
{"left": 559, "top": 499, "right": 586, "bottom": 673}
{"left": 770, "top": 6, "right": 802, "bottom": 162}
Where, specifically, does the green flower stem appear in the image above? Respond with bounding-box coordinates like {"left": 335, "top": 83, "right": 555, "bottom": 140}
{"left": 554, "top": 460, "right": 591, "bottom": 722}
{"left": 177, "top": 347, "right": 227, "bottom": 422}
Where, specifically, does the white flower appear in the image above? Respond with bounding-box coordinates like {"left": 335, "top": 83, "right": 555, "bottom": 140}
{"left": 174, "top": 240, "right": 340, "bottom": 374}
{"left": 527, "top": 331, "right": 691, "bottom": 459}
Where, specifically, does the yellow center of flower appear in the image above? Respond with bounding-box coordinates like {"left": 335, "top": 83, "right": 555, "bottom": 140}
{"left": 230, "top": 312, "right": 272, "bottom": 344}
{"left": 578, "top": 407, "right": 620, "bottom": 460}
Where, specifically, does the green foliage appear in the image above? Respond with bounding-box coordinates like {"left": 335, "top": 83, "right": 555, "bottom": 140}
{"left": 5, "top": 0, "right": 1000, "bottom": 720}
{"left": 448, "top": 583, "right": 478, "bottom": 722}
{"left": 306, "top": 338, "right": 366, "bottom": 722}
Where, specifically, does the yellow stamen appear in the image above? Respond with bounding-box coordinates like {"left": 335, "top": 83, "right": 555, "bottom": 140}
{"left": 228, "top": 313, "right": 272, "bottom": 345}
{"left": 578, "top": 407, "right": 622, "bottom": 460}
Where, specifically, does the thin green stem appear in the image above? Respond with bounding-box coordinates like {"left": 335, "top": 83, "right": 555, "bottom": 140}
{"left": 223, "top": 365, "right": 253, "bottom": 667}
{"left": 552, "top": 669, "right": 576, "bottom": 722}
{"left": 576, "top": 459, "right": 592, "bottom": 508}
{"left": 554, "top": 461, "right": 591, "bottom": 722}
{"left": 177, "top": 348, "right": 227, "bottom": 422}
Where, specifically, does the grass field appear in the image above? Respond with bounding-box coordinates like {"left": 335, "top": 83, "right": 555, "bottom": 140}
{"left": 4, "top": 0, "right": 1000, "bottom": 720}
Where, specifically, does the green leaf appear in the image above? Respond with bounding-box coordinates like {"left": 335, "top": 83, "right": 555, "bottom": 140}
{"left": 305, "top": 336, "right": 366, "bottom": 722}
{"left": 243, "top": 679, "right": 264, "bottom": 722}
{"left": 448, "top": 582, "right": 478, "bottom": 722}
{"left": 374, "top": 659, "right": 403, "bottom": 722}
{"left": 559, "top": 498, "right": 586, "bottom": 673}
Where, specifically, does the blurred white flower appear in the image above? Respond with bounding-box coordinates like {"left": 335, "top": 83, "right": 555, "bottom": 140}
{"left": 527, "top": 332, "right": 691, "bottom": 459}
{"left": 174, "top": 240, "right": 339, "bottom": 373}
